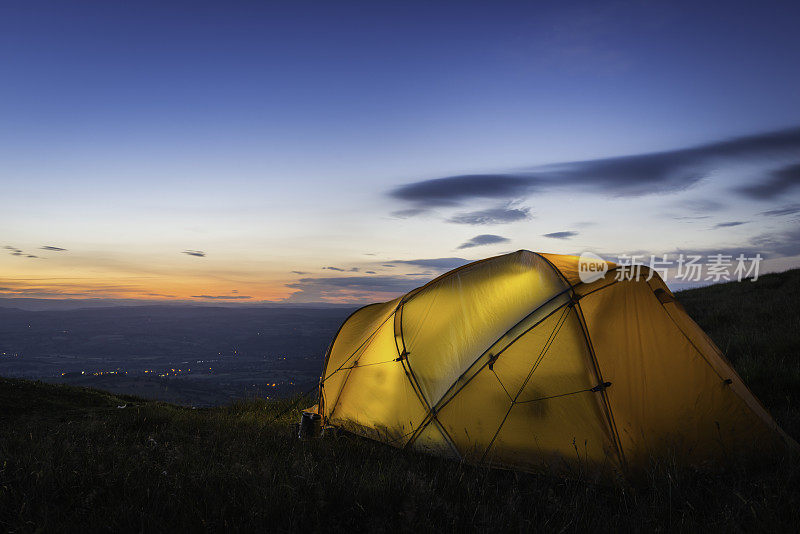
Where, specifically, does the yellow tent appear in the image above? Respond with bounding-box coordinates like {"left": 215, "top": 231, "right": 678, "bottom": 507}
{"left": 315, "top": 250, "right": 794, "bottom": 473}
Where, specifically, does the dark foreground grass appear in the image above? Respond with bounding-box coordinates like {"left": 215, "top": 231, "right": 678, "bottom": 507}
{"left": 1, "top": 269, "right": 799, "bottom": 532}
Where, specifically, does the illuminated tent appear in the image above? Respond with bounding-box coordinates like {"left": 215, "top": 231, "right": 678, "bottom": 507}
{"left": 314, "top": 251, "right": 794, "bottom": 473}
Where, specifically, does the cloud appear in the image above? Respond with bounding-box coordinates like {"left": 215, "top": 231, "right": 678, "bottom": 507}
{"left": 713, "top": 221, "right": 747, "bottom": 228}
{"left": 182, "top": 250, "right": 206, "bottom": 257}
{"left": 672, "top": 215, "right": 711, "bottom": 221}
{"left": 760, "top": 204, "right": 800, "bottom": 217}
{"left": 735, "top": 162, "right": 800, "bottom": 200}
{"left": 681, "top": 199, "right": 726, "bottom": 212}
{"left": 387, "top": 257, "right": 470, "bottom": 271}
{"left": 389, "top": 127, "right": 800, "bottom": 207}
{"left": 544, "top": 127, "right": 800, "bottom": 197}
{"left": 190, "top": 295, "right": 253, "bottom": 300}
{"left": 291, "top": 270, "right": 310, "bottom": 275}
{"left": 457, "top": 234, "right": 510, "bottom": 249}
{"left": 284, "top": 275, "right": 422, "bottom": 303}
{"left": 0, "top": 280, "right": 155, "bottom": 299}
{"left": 391, "top": 208, "right": 429, "bottom": 218}
{"left": 602, "top": 225, "right": 800, "bottom": 264}
{"left": 542, "top": 231, "right": 578, "bottom": 239}
{"left": 390, "top": 175, "right": 539, "bottom": 207}
{"left": 757, "top": 225, "right": 800, "bottom": 257}
{"left": 322, "top": 266, "right": 359, "bottom": 272}
{"left": 5, "top": 246, "right": 39, "bottom": 258}
{"left": 40, "top": 246, "right": 67, "bottom": 251}
{"left": 365, "top": 270, "right": 376, "bottom": 274}
{"left": 448, "top": 206, "right": 532, "bottom": 225}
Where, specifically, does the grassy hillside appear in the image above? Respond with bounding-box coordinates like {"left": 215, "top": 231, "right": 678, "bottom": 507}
{"left": 2, "top": 270, "right": 799, "bottom": 532}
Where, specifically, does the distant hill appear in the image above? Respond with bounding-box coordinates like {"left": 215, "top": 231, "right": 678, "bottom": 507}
{"left": 1, "top": 270, "right": 799, "bottom": 531}
{"left": 0, "top": 297, "right": 358, "bottom": 311}
{"left": 0, "top": 304, "right": 356, "bottom": 405}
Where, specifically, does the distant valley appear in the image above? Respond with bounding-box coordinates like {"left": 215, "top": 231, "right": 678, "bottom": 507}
{"left": 0, "top": 305, "right": 355, "bottom": 406}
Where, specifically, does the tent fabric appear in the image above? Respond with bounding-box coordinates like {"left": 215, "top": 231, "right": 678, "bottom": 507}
{"left": 315, "top": 250, "right": 795, "bottom": 473}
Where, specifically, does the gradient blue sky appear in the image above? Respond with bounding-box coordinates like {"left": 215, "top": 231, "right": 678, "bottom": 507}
{"left": 2, "top": 1, "right": 800, "bottom": 303}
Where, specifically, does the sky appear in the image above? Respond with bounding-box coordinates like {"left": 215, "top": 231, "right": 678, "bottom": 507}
{"left": 1, "top": 0, "right": 800, "bottom": 304}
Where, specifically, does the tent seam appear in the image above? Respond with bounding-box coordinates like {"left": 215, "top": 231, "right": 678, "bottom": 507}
{"left": 318, "top": 301, "right": 384, "bottom": 417}
{"left": 655, "top": 293, "right": 798, "bottom": 449}
{"left": 405, "top": 292, "right": 575, "bottom": 447}
{"left": 536, "top": 252, "right": 628, "bottom": 471}
{"left": 396, "top": 296, "right": 463, "bottom": 457}
{"left": 480, "top": 304, "right": 571, "bottom": 463}
{"left": 326, "top": 302, "right": 403, "bottom": 418}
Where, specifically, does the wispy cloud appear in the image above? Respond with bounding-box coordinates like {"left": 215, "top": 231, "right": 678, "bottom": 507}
{"left": 284, "top": 275, "right": 421, "bottom": 303}
{"left": 389, "top": 127, "right": 800, "bottom": 208}
{"left": 5, "top": 246, "right": 39, "bottom": 259}
{"left": 391, "top": 175, "right": 536, "bottom": 208}
{"left": 291, "top": 270, "right": 310, "bottom": 275}
{"left": 0, "top": 280, "right": 151, "bottom": 299}
{"left": 735, "top": 162, "right": 800, "bottom": 200}
{"left": 390, "top": 208, "right": 429, "bottom": 218}
{"left": 457, "top": 234, "right": 510, "bottom": 249}
{"left": 672, "top": 215, "right": 711, "bottom": 221}
{"left": 40, "top": 245, "right": 67, "bottom": 251}
{"left": 182, "top": 250, "right": 206, "bottom": 257}
{"left": 190, "top": 294, "right": 253, "bottom": 300}
{"left": 760, "top": 204, "right": 800, "bottom": 217}
{"left": 447, "top": 206, "right": 532, "bottom": 225}
{"left": 386, "top": 257, "right": 469, "bottom": 271}
{"left": 322, "top": 266, "right": 359, "bottom": 272}
{"left": 538, "top": 127, "right": 800, "bottom": 197}
{"left": 755, "top": 226, "right": 800, "bottom": 257}
{"left": 713, "top": 221, "right": 747, "bottom": 228}
{"left": 542, "top": 231, "right": 578, "bottom": 239}
{"left": 604, "top": 225, "right": 800, "bottom": 263}
{"left": 681, "top": 199, "right": 726, "bottom": 213}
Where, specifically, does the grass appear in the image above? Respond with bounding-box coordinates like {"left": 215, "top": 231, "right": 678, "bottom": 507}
{"left": 1, "top": 269, "right": 800, "bottom": 532}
